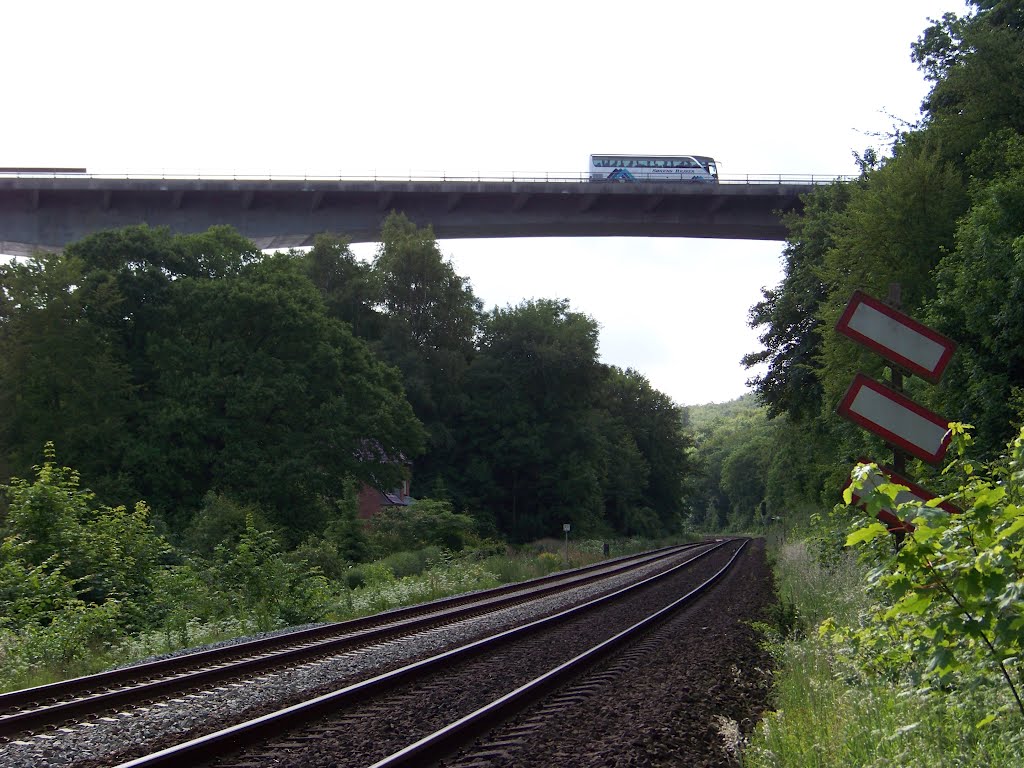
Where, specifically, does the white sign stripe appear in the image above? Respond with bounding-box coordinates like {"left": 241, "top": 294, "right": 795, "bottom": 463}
{"left": 846, "top": 302, "right": 946, "bottom": 372}
{"left": 860, "top": 465, "right": 928, "bottom": 507}
{"left": 850, "top": 386, "right": 948, "bottom": 457}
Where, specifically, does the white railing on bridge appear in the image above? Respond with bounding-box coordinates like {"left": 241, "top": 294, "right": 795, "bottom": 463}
{"left": 0, "top": 169, "right": 857, "bottom": 185}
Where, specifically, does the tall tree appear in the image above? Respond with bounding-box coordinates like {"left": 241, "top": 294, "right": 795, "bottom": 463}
{"left": 814, "top": 139, "right": 967, "bottom": 412}
{"left": 300, "top": 233, "right": 382, "bottom": 340}
{"left": 132, "top": 253, "right": 424, "bottom": 536}
{"left": 913, "top": 1, "right": 1024, "bottom": 166}
{"left": 0, "top": 252, "right": 133, "bottom": 496}
{"left": 927, "top": 130, "right": 1024, "bottom": 452}
{"left": 369, "top": 213, "right": 482, "bottom": 494}
{"left": 743, "top": 180, "right": 852, "bottom": 422}
{"left": 373, "top": 212, "right": 481, "bottom": 355}
{"left": 601, "top": 367, "right": 693, "bottom": 533}
{"left": 456, "top": 299, "right": 605, "bottom": 541}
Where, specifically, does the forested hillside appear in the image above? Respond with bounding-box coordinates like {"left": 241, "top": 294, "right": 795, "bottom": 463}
{"left": 0, "top": 214, "right": 694, "bottom": 546}
{"left": 743, "top": 0, "right": 1024, "bottom": 493}
{"left": 0, "top": 211, "right": 705, "bottom": 686}
{"left": 737, "top": 2, "right": 1024, "bottom": 757}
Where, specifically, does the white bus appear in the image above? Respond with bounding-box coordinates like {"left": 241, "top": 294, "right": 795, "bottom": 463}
{"left": 588, "top": 154, "right": 718, "bottom": 183}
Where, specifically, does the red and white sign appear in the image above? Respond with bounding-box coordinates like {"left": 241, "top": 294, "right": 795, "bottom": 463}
{"left": 845, "top": 460, "right": 962, "bottom": 523}
{"left": 838, "top": 374, "right": 951, "bottom": 465}
{"left": 836, "top": 291, "right": 956, "bottom": 383}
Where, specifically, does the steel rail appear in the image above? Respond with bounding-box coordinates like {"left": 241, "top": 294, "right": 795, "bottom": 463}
{"left": 371, "top": 538, "right": 749, "bottom": 768}
{"left": 0, "top": 544, "right": 698, "bottom": 737}
{"left": 110, "top": 539, "right": 737, "bottom": 768}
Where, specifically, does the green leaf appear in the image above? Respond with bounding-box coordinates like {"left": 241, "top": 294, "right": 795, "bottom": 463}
{"left": 845, "top": 522, "right": 889, "bottom": 547}
{"left": 925, "top": 646, "right": 955, "bottom": 675}
{"left": 900, "top": 590, "right": 934, "bottom": 615}
{"left": 996, "top": 515, "right": 1024, "bottom": 542}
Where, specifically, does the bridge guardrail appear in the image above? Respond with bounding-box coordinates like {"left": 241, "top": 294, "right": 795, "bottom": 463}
{"left": 0, "top": 170, "right": 857, "bottom": 185}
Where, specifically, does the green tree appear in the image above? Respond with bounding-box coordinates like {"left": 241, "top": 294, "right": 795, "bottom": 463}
{"left": 743, "top": 180, "right": 852, "bottom": 422}
{"left": 369, "top": 213, "right": 482, "bottom": 496}
{"left": 927, "top": 129, "right": 1024, "bottom": 452}
{"left": 131, "top": 253, "right": 424, "bottom": 536}
{"left": 913, "top": 1, "right": 1024, "bottom": 166}
{"left": 300, "top": 233, "right": 382, "bottom": 340}
{"left": 601, "top": 367, "right": 693, "bottom": 534}
{"left": 373, "top": 212, "right": 481, "bottom": 355}
{"left": 815, "top": 140, "right": 967, "bottom": 414}
{"left": 457, "top": 299, "right": 605, "bottom": 541}
{"left": 690, "top": 398, "right": 771, "bottom": 529}
{"left": 0, "top": 252, "right": 133, "bottom": 495}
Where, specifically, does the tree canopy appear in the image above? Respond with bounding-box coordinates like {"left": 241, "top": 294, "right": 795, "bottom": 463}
{"left": 2, "top": 215, "right": 697, "bottom": 547}
{"left": 742, "top": 0, "right": 1024, "bottom": 504}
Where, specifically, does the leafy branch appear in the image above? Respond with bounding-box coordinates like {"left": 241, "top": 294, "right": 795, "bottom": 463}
{"left": 840, "top": 423, "right": 1024, "bottom": 723}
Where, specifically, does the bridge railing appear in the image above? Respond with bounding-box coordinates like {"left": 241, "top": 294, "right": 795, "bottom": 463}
{"left": 0, "top": 169, "right": 857, "bottom": 185}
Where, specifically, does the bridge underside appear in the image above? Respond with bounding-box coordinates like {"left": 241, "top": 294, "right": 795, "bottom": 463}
{"left": 0, "top": 178, "right": 804, "bottom": 257}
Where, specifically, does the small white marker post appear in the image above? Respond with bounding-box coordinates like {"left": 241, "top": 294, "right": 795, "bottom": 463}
{"left": 563, "top": 523, "right": 571, "bottom": 565}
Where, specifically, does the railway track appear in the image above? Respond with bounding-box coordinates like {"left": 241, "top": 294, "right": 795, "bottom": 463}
{"left": 0, "top": 542, "right": 717, "bottom": 765}
{"left": 104, "top": 538, "right": 748, "bottom": 768}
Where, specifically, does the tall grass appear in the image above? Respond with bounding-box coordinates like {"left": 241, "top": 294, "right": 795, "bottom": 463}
{"left": 771, "top": 537, "right": 868, "bottom": 629}
{"left": 744, "top": 537, "right": 1024, "bottom": 767}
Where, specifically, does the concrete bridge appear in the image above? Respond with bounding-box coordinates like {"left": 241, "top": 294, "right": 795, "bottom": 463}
{"left": 0, "top": 173, "right": 841, "bottom": 257}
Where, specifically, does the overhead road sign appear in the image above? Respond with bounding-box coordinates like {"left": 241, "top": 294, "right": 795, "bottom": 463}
{"left": 836, "top": 290, "right": 956, "bottom": 383}
{"left": 838, "top": 374, "right": 951, "bottom": 465}
{"left": 844, "top": 460, "right": 962, "bottom": 526}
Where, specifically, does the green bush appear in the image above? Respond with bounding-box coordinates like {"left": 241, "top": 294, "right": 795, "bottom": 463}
{"left": 381, "top": 549, "right": 428, "bottom": 578}
{"left": 369, "top": 499, "right": 476, "bottom": 555}
{"left": 344, "top": 565, "right": 366, "bottom": 590}
{"left": 465, "top": 538, "right": 508, "bottom": 559}
{"left": 536, "top": 552, "right": 562, "bottom": 572}
{"left": 147, "top": 560, "right": 225, "bottom": 644}
{"left": 212, "top": 514, "right": 332, "bottom": 630}
{"left": 1, "top": 444, "right": 169, "bottom": 630}
{"left": 183, "top": 492, "right": 274, "bottom": 558}
{"left": 1, "top": 598, "right": 123, "bottom": 686}
{"left": 287, "top": 535, "right": 350, "bottom": 580}
{"left": 837, "top": 422, "right": 1024, "bottom": 723}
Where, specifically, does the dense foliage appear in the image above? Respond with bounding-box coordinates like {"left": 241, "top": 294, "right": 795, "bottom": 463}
{"left": 838, "top": 423, "right": 1024, "bottom": 721}
{"left": 732, "top": 2, "right": 1024, "bottom": 749}
{"left": 5, "top": 9, "right": 1024, "bottom": 755}
{"left": 0, "top": 205, "right": 704, "bottom": 683}
{"left": 688, "top": 395, "right": 833, "bottom": 529}
{"left": 744, "top": 0, "right": 1024, "bottom": 488}
{"left": 0, "top": 214, "right": 696, "bottom": 548}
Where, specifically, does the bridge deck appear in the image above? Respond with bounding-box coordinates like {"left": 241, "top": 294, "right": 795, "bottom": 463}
{"left": 0, "top": 177, "right": 820, "bottom": 256}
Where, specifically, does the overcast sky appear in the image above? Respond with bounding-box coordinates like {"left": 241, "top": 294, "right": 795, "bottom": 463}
{"left": 3, "top": 0, "right": 968, "bottom": 405}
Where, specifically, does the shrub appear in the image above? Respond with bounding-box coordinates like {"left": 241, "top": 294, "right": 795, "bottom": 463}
{"left": 536, "top": 552, "right": 563, "bottom": 572}
{"left": 368, "top": 499, "right": 476, "bottom": 555}
{"left": 837, "top": 422, "right": 1024, "bottom": 723}
{"left": 287, "top": 535, "right": 350, "bottom": 580}
{"left": 381, "top": 550, "right": 428, "bottom": 578}
{"left": 212, "top": 514, "right": 332, "bottom": 630}
{"left": 183, "top": 492, "right": 273, "bottom": 558}
{"left": 1, "top": 445, "right": 169, "bottom": 630}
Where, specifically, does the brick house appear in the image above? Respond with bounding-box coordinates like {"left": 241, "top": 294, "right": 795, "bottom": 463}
{"left": 356, "top": 475, "right": 413, "bottom": 520}
{"left": 355, "top": 439, "right": 414, "bottom": 520}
